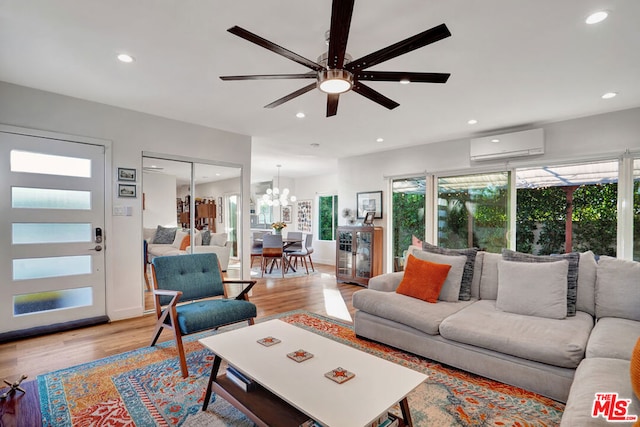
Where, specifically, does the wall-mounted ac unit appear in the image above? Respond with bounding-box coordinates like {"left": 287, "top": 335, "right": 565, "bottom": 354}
{"left": 470, "top": 128, "right": 544, "bottom": 161}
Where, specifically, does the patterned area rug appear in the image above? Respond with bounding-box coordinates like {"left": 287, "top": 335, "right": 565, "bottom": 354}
{"left": 38, "top": 310, "right": 564, "bottom": 426}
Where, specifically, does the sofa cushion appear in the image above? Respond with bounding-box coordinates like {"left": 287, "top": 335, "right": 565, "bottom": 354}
{"left": 153, "top": 225, "right": 177, "bottom": 244}
{"left": 353, "top": 289, "right": 475, "bottom": 335}
{"left": 596, "top": 256, "right": 640, "bottom": 322}
{"left": 201, "top": 230, "right": 211, "bottom": 246}
{"left": 502, "top": 249, "right": 579, "bottom": 317}
{"left": 422, "top": 242, "right": 478, "bottom": 301}
{"left": 479, "top": 252, "right": 501, "bottom": 300}
{"left": 396, "top": 255, "right": 451, "bottom": 303}
{"left": 172, "top": 230, "right": 189, "bottom": 249}
{"left": 587, "top": 317, "right": 640, "bottom": 360}
{"left": 410, "top": 250, "right": 467, "bottom": 302}
{"left": 577, "top": 251, "right": 597, "bottom": 316}
{"left": 211, "top": 233, "right": 228, "bottom": 247}
{"left": 439, "top": 300, "right": 593, "bottom": 368}
{"left": 470, "top": 251, "right": 484, "bottom": 299}
{"left": 179, "top": 234, "right": 191, "bottom": 250}
{"left": 560, "top": 358, "right": 640, "bottom": 426}
{"left": 496, "top": 259, "right": 568, "bottom": 319}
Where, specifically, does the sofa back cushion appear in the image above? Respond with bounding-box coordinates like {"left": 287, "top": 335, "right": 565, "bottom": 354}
{"left": 396, "top": 254, "right": 451, "bottom": 303}
{"left": 411, "top": 250, "right": 467, "bottom": 302}
{"left": 596, "top": 256, "right": 640, "bottom": 321}
{"left": 496, "top": 259, "right": 569, "bottom": 319}
{"left": 576, "top": 250, "right": 597, "bottom": 316}
{"left": 479, "top": 252, "right": 501, "bottom": 300}
{"left": 501, "top": 249, "right": 579, "bottom": 317}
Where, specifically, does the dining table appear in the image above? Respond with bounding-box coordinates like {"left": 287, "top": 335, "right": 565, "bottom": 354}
{"left": 254, "top": 236, "right": 303, "bottom": 273}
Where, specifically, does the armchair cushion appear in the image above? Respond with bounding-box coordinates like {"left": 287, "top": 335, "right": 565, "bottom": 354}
{"left": 171, "top": 299, "right": 257, "bottom": 335}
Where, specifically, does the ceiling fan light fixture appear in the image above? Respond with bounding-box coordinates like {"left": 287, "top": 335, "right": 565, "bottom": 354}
{"left": 318, "top": 69, "right": 353, "bottom": 94}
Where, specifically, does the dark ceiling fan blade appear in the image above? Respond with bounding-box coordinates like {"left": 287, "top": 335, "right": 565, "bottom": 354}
{"left": 221, "top": 73, "right": 317, "bottom": 81}
{"left": 264, "top": 83, "right": 317, "bottom": 109}
{"left": 346, "top": 23, "right": 451, "bottom": 72}
{"left": 355, "top": 71, "right": 450, "bottom": 84}
{"left": 228, "top": 26, "right": 323, "bottom": 71}
{"left": 352, "top": 82, "right": 400, "bottom": 110}
{"left": 326, "top": 94, "right": 340, "bottom": 117}
{"left": 327, "top": 0, "right": 355, "bottom": 69}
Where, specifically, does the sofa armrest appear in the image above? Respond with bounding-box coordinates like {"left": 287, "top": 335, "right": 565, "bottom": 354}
{"left": 187, "top": 245, "right": 231, "bottom": 271}
{"left": 368, "top": 272, "right": 404, "bottom": 292}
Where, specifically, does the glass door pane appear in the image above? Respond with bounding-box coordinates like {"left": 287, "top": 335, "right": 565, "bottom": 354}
{"left": 392, "top": 177, "right": 426, "bottom": 271}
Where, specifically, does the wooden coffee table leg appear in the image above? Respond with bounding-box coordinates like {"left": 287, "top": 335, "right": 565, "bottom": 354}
{"left": 202, "top": 355, "right": 222, "bottom": 411}
{"left": 399, "top": 397, "right": 413, "bottom": 427}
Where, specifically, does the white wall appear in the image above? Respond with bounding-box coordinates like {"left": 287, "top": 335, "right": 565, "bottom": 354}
{"left": 142, "top": 172, "right": 177, "bottom": 228}
{"left": 0, "top": 81, "right": 252, "bottom": 321}
{"left": 338, "top": 107, "right": 640, "bottom": 271}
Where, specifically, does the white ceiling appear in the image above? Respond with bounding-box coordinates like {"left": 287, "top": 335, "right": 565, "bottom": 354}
{"left": 1, "top": 1, "right": 639, "bottom": 183}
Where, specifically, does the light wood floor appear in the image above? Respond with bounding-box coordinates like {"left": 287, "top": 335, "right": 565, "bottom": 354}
{"left": 0, "top": 264, "right": 362, "bottom": 380}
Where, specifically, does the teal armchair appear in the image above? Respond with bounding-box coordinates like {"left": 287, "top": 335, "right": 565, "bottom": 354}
{"left": 150, "top": 253, "right": 257, "bottom": 377}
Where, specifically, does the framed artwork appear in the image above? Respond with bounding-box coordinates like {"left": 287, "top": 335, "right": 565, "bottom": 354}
{"left": 363, "top": 211, "right": 375, "bottom": 225}
{"left": 297, "top": 200, "right": 312, "bottom": 233}
{"left": 118, "top": 167, "right": 136, "bottom": 182}
{"left": 282, "top": 206, "right": 292, "bottom": 223}
{"left": 118, "top": 184, "right": 136, "bottom": 198}
{"left": 357, "top": 191, "right": 382, "bottom": 218}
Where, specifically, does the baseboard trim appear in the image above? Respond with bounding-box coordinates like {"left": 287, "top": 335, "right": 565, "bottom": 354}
{"left": 0, "top": 315, "right": 110, "bottom": 343}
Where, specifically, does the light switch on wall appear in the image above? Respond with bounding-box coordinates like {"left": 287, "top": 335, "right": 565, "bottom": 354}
{"left": 113, "top": 206, "right": 133, "bottom": 216}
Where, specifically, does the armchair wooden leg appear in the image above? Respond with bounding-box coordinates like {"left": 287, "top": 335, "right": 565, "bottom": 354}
{"left": 174, "top": 329, "right": 189, "bottom": 378}
{"left": 150, "top": 323, "right": 164, "bottom": 346}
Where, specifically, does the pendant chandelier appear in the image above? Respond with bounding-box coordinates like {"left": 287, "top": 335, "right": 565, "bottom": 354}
{"left": 263, "top": 164, "right": 296, "bottom": 207}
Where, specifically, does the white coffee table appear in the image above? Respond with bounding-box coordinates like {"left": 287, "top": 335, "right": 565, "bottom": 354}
{"left": 200, "top": 319, "right": 427, "bottom": 427}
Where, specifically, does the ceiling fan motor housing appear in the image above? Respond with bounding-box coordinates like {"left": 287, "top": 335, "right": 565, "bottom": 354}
{"left": 318, "top": 69, "right": 354, "bottom": 94}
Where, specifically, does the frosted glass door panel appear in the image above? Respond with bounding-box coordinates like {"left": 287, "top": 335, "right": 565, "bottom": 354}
{"left": 12, "top": 187, "right": 92, "bottom": 210}
{"left": 12, "top": 223, "right": 92, "bottom": 244}
{"left": 10, "top": 150, "right": 91, "bottom": 177}
{"left": 14, "top": 287, "right": 93, "bottom": 316}
{"left": 13, "top": 255, "right": 92, "bottom": 280}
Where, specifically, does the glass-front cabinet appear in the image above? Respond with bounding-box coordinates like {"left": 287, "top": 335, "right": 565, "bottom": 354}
{"left": 336, "top": 226, "right": 383, "bottom": 287}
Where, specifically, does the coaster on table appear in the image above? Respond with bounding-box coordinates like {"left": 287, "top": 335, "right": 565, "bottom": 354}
{"left": 324, "top": 367, "right": 355, "bottom": 384}
{"left": 287, "top": 349, "right": 314, "bottom": 363}
{"left": 257, "top": 336, "right": 281, "bottom": 347}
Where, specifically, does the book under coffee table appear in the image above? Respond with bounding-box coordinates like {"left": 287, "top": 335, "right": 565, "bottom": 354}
{"left": 199, "top": 319, "right": 427, "bottom": 427}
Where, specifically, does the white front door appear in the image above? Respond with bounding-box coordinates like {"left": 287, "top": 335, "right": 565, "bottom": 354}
{"left": 0, "top": 130, "right": 106, "bottom": 335}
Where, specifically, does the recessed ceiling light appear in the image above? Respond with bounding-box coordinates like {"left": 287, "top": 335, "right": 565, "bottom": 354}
{"left": 467, "top": 119, "right": 478, "bottom": 125}
{"left": 491, "top": 139, "right": 500, "bottom": 143}
{"left": 602, "top": 92, "right": 617, "bottom": 99}
{"left": 117, "top": 53, "right": 134, "bottom": 63}
{"left": 376, "top": 137, "right": 384, "bottom": 142}
{"left": 399, "top": 79, "right": 410, "bottom": 85}
{"left": 296, "top": 112, "right": 305, "bottom": 118}
{"left": 586, "top": 10, "right": 609, "bottom": 25}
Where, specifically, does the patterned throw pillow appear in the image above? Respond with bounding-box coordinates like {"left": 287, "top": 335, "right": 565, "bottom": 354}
{"left": 422, "top": 242, "right": 478, "bottom": 301}
{"left": 152, "top": 226, "right": 177, "bottom": 244}
{"left": 201, "top": 230, "right": 211, "bottom": 246}
{"left": 501, "top": 249, "right": 579, "bottom": 317}
{"left": 631, "top": 337, "right": 640, "bottom": 401}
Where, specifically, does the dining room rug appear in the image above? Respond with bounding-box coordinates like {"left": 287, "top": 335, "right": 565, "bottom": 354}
{"left": 37, "top": 310, "right": 564, "bottom": 426}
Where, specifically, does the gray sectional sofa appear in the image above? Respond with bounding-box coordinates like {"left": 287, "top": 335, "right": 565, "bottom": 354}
{"left": 353, "top": 248, "right": 640, "bottom": 425}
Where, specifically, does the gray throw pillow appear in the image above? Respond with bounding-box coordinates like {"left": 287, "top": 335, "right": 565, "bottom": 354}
{"left": 422, "top": 242, "right": 478, "bottom": 301}
{"left": 496, "top": 259, "right": 569, "bottom": 319}
{"left": 201, "top": 230, "right": 211, "bottom": 246}
{"left": 152, "top": 226, "right": 177, "bottom": 244}
{"left": 501, "top": 249, "right": 579, "bottom": 317}
{"left": 411, "top": 250, "right": 467, "bottom": 302}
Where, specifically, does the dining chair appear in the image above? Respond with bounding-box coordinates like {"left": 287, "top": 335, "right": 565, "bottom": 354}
{"left": 287, "top": 233, "right": 315, "bottom": 274}
{"left": 250, "top": 231, "right": 268, "bottom": 268}
{"left": 150, "top": 253, "right": 257, "bottom": 377}
{"left": 261, "top": 233, "right": 286, "bottom": 277}
{"left": 284, "top": 231, "right": 303, "bottom": 254}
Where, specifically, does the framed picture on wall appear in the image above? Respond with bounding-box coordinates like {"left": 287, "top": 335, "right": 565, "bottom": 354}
{"left": 118, "top": 184, "right": 136, "bottom": 198}
{"left": 282, "top": 206, "right": 292, "bottom": 223}
{"left": 118, "top": 167, "right": 136, "bottom": 182}
{"left": 357, "top": 191, "right": 382, "bottom": 218}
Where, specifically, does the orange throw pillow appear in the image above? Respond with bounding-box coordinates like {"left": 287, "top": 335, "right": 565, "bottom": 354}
{"left": 631, "top": 337, "right": 640, "bottom": 400}
{"left": 396, "top": 254, "right": 451, "bottom": 303}
{"left": 179, "top": 234, "right": 190, "bottom": 250}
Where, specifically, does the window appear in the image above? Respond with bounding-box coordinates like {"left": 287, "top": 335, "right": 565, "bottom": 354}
{"left": 516, "top": 161, "right": 618, "bottom": 256}
{"left": 634, "top": 159, "right": 640, "bottom": 261}
{"left": 437, "top": 172, "right": 509, "bottom": 252}
{"left": 392, "top": 177, "right": 426, "bottom": 271}
{"left": 319, "top": 195, "right": 338, "bottom": 240}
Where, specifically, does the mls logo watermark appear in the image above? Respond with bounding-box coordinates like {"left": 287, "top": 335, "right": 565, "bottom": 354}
{"left": 592, "top": 392, "right": 638, "bottom": 422}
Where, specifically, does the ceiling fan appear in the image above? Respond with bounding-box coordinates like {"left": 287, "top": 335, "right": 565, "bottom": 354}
{"left": 220, "top": 0, "right": 451, "bottom": 117}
